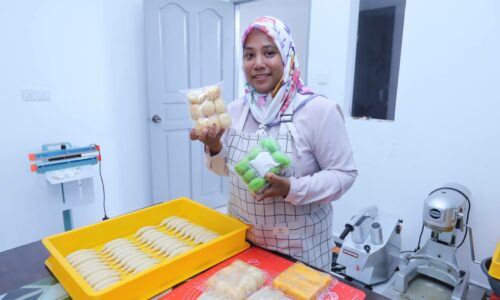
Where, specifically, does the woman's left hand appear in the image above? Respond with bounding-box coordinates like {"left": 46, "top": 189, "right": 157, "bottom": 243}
{"left": 254, "top": 173, "right": 290, "bottom": 201}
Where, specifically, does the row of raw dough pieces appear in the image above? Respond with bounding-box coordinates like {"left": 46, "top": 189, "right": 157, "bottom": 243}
{"left": 65, "top": 216, "right": 220, "bottom": 291}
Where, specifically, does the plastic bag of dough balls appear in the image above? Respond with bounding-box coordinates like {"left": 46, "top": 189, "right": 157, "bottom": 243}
{"left": 233, "top": 138, "right": 292, "bottom": 194}
{"left": 182, "top": 82, "right": 232, "bottom": 135}
{"left": 198, "top": 260, "right": 267, "bottom": 300}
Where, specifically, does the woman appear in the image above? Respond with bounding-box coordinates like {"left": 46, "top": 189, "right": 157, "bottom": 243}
{"left": 190, "top": 16, "right": 357, "bottom": 271}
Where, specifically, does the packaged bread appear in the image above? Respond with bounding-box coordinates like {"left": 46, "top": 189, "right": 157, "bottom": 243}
{"left": 184, "top": 83, "right": 232, "bottom": 135}
{"left": 272, "top": 262, "right": 333, "bottom": 300}
{"left": 197, "top": 260, "right": 266, "bottom": 300}
{"left": 234, "top": 138, "right": 291, "bottom": 193}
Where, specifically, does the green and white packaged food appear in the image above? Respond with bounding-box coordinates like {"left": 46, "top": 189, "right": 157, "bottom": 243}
{"left": 234, "top": 138, "right": 292, "bottom": 194}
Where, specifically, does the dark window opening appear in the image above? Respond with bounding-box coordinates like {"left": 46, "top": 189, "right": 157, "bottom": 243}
{"left": 352, "top": 0, "right": 405, "bottom": 120}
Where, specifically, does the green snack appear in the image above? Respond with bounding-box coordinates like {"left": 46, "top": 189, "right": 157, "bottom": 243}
{"left": 247, "top": 145, "right": 263, "bottom": 161}
{"left": 243, "top": 168, "right": 258, "bottom": 183}
{"left": 272, "top": 151, "right": 291, "bottom": 167}
{"left": 269, "top": 166, "right": 281, "bottom": 174}
{"left": 260, "top": 138, "right": 279, "bottom": 153}
{"left": 234, "top": 158, "right": 250, "bottom": 176}
{"left": 248, "top": 177, "right": 266, "bottom": 193}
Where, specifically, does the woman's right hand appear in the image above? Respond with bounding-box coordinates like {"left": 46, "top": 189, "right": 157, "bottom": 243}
{"left": 190, "top": 124, "right": 225, "bottom": 156}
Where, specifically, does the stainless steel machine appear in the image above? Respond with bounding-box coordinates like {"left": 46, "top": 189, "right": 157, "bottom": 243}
{"left": 333, "top": 206, "right": 402, "bottom": 285}
{"left": 394, "top": 183, "right": 471, "bottom": 300}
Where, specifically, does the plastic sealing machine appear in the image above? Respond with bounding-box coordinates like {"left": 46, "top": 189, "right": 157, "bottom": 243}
{"left": 29, "top": 143, "right": 101, "bottom": 174}
{"left": 28, "top": 143, "right": 101, "bottom": 231}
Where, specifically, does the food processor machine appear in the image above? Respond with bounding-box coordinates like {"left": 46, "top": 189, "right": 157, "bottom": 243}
{"left": 333, "top": 206, "right": 402, "bottom": 285}
{"left": 394, "top": 183, "right": 473, "bottom": 300}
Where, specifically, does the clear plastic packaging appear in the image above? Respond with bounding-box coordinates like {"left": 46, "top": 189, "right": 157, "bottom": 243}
{"left": 183, "top": 82, "right": 232, "bottom": 135}
{"left": 196, "top": 292, "right": 230, "bottom": 300}
{"left": 247, "top": 286, "right": 291, "bottom": 300}
{"left": 272, "top": 262, "right": 335, "bottom": 300}
{"left": 197, "top": 260, "right": 267, "bottom": 300}
{"left": 233, "top": 138, "right": 292, "bottom": 193}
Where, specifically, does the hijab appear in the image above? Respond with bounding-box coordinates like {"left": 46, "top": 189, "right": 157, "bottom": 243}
{"left": 242, "top": 16, "right": 314, "bottom": 133}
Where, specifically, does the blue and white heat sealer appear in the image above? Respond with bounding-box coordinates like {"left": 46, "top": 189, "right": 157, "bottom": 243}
{"left": 29, "top": 143, "right": 101, "bottom": 230}
{"left": 29, "top": 143, "right": 100, "bottom": 175}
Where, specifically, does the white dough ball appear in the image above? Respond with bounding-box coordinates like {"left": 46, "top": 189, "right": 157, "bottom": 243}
{"left": 207, "top": 85, "right": 221, "bottom": 100}
{"left": 187, "top": 91, "right": 201, "bottom": 104}
{"left": 218, "top": 113, "right": 232, "bottom": 129}
{"left": 229, "top": 288, "right": 247, "bottom": 300}
{"left": 199, "top": 91, "right": 210, "bottom": 103}
{"left": 216, "top": 280, "right": 233, "bottom": 296}
{"left": 247, "top": 268, "right": 266, "bottom": 286}
{"left": 201, "top": 101, "right": 215, "bottom": 117}
{"left": 214, "top": 98, "right": 226, "bottom": 114}
{"left": 195, "top": 118, "right": 210, "bottom": 135}
{"left": 239, "top": 274, "right": 259, "bottom": 293}
{"left": 189, "top": 104, "right": 202, "bottom": 120}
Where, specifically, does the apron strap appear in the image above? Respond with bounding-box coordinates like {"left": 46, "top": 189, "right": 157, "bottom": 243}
{"left": 275, "top": 94, "right": 322, "bottom": 157}
{"left": 279, "top": 104, "right": 303, "bottom": 157}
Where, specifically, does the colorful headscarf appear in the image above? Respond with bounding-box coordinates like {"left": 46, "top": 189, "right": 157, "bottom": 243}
{"left": 242, "top": 16, "right": 313, "bottom": 133}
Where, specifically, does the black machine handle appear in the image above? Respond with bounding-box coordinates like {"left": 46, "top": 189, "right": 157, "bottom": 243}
{"left": 339, "top": 224, "right": 354, "bottom": 240}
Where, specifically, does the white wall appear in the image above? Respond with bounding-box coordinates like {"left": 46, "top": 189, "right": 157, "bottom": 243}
{"left": 309, "top": 0, "right": 500, "bottom": 288}
{"left": 0, "top": 0, "right": 152, "bottom": 252}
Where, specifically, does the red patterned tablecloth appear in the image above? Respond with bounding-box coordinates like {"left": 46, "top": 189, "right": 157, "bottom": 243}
{"left": 160, "top": 246, "right": 365, "bottom": 300}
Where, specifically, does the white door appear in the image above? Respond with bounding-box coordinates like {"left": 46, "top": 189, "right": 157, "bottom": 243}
{"left": 145, "top": 0, "right": 234, "bottom": 207}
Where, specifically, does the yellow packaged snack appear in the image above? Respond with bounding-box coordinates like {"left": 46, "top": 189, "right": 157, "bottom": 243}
{"left": 289, "top": 262, "right": 332, "bottom": 288}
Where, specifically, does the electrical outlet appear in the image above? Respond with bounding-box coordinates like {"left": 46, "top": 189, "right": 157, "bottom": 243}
{"left": 22, "top": 88, "right": 51, "bottom": 101}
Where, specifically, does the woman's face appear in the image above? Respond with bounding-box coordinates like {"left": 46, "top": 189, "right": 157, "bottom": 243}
{"left": 243, "top": 30, "right": 284, "bottom": 94}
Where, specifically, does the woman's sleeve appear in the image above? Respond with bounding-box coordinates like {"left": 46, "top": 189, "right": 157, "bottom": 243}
{"left": 284, "top": 103, "right": 358, "bottom": 205}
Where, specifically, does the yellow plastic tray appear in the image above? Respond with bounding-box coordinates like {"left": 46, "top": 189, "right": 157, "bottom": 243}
{"left": 42, "top": 197, "right": 250, "bottom": 299}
